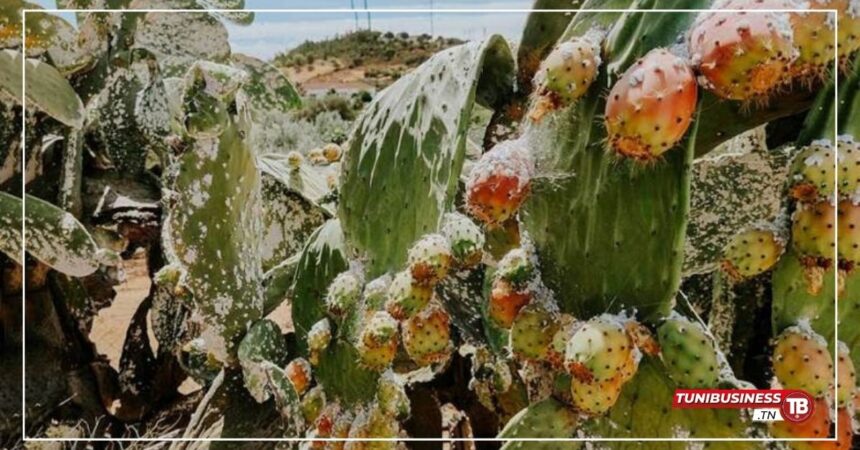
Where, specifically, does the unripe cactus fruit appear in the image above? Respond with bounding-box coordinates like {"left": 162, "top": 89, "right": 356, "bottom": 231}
{"left": 836, "top": 342, "right": 856, "bottom": 408}
{"left": 509, "top": 303, "right": 559, "bottom": 361}
{"left": 529, "top": 36, "right": 602, "bottom": 122}
{"left": 787, "top": 1, "right": 839, "bottom": 79}
{"left": 658, "top": 314, "right": 721, "bottom": 388}
{"left": 546, "top": 313, "right": 579, "bottom": 368}
{"left": 402, "top": 302, "right": 453, "bottom": 366}
{"left": 838, "top": 134, "right": 860, "bottom": 199}
{"left": 488, "top": 278, "right": 532, "bottom": 329}
{"left": 689, "top": 3, "right": 797, "bottom": 100}
{"left": 565, "top": 315, "right": 636, "bottom": 383}
{"left": 322, "top": 142, "right": 342, "bottom": 162}
{"left": 604, "top": 48, "right": 697, "bottom": 162}
{"left": 570, "top": 374, "right": 626, "bottom": 416}
{"left": 308, "top": 318, "right": 333, "bottom": 365}
{"left": 346, "top": 406, "right": 399, "bottom": 449}
{"left": 789, "top": 140, "right": 835, "bottom": 203}
{"left": 364, "top": 274, "right": 393, "bottom": 311}
{"left": 384, "top": 270, "right": 432, "bottom": 320}
{"left": 440, "top": 212, "right": 485, "bottom": 268}
{"left": 496, "top": 247, "right": 536, "bottom": 288}
{"left": 376, "top": 371, "right": 411, "bottom": 419}
{"left": 285, "top": 357, "right": 313, "bottom": 395}
{"left": 838, "top": 200, "right": 860, "bottom": 266}
{"left": 792, "top": 201, "right": 836, "bottom": 261}
{"left": 325, "top": 271, "right": 363, "bottom": 318}
{"left": 356, "top": 311, "right": 400, "bottom": 370}
{"left": 772, "top": 325, "right": 834, "bottom": 398}
{"left": 465, "top": 139, "right": 534, "bottom": 226}
{"left": 721, "top": 228, "right": 785, "bottom": 280}
{"left": 287, "top": 150, "right": 304, "bottom": 170}
{"left": 407, "top": 233, "right": 453, "bottom": 285}
{"left": 301, "top": 385, "right": 326, "bottom": 423}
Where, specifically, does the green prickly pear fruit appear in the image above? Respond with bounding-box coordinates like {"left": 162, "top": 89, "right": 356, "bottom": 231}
{"left": 287, "top": 150, "right": 304, "bottom": 170}
{"left": 838, "top": 200, "right": 860, "bottom": 268}
{"left": 440, "top": 212, "right": 485, "bottom": 268}
{"left": 308, "top": 318, "right": 332, "bottom": 365}
{"left": 564, "top": 314, "right": 636, "bottom": 383}
{"left": 789, "top": 140, "right": 835, "bottom": 203}
{"left": 571, "top": 374, "right": 626, "bottom": 416}
{"left": 510, "top": 302, "right": 559, "bottom": 361}
{"left": 496, "top": 247, "right": 536, "bottom": 289}
{"left": 838, "top": 135, "right": 860, "bottom": 199}
{"left": 346, "top": 405, "right": 399, "bottom": 450}
{"left": 546, "top": 313, "right": 579, "bottom": 369}
{"left": 285, "top": 357, "right": 313, "bottom": 396}
{"left": 721, "top": 227, "right": 785, "bottom": 280}
{"left": 326, "top": 270, "right": 363, "bottom": 319}
{"left": 465, "top": 139, "right": 534, "bottom": 227}
{"left": 488, "top": 278, "right": 532, "bottom": 329}
{"left": 322, "top": 143, "right": 342, "bottom": 162}
{"left": 301, "top": 385, "right": 326, "bottom": 424}
{"left": 364, "top": 273, "right": 393, "bottom": 311}
{"left": 772, "top": 324, "right": 834, "bottom": 398}
{"left": 376, "top": 371, "right": 411, "bottom": 419}
{"left": 787, "top": 1, "right": 840, "bottom": 80}
{"left": 384, "top": 270, "right": 432, "bottom": 320}
{"left": 407, "top": 233, "right": 453, "bottom": 286}
{"left": 529, "top": 34, "right": 602, "bottom": 122}
{"left": 689, "top": 2, "right": 798, "bottom": 100}
{"left": 356, "top": 311, "right": 400, "bottom": 370}
{"left": 402, "top": 302, "right": 452, "bottom": 366}
{"left": 836, "top": 342, "right": 856, "bottom": 408}
{"left": 605, "top": 48, "right": 697, "bottom": 162}
{"left": 658, "top": 314, "right": 721, "bottom": 388}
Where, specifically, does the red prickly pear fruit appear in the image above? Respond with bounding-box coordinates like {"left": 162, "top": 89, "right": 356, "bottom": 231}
{"left": 325, "top": 270, "right": 363, "bottom": 319}
{"left": 564, "top": 315, "right": 636, "bottom": 383}
{"left": 546, "top": 313, "right": 579, "bottom": 368}
{"left": 838, "top": 135, "right": 860, "bottom": 200}
{"left": 488, "top": 278, "right": 532, "bottom": 329}
{"left": 721, "top": 227, "right": 785, "bottom": 281}
{"left": 789, "top": 140, "right": 835, "bottom": 203}
{"left": 285, "top": 357, "right": 312, "bottom": 395}
{"left": 402, "top": 302, "right": 453, "bottom": 366}
{"left": 356, "top": 311, "right": 400, "bottom": 370}
{"left": 530, "top": 36, "right": 602, "bottom": 122}
{"left": 772, "top": 324, "right": 834, "bottom": 398}
{"left": 509, "top": 303, "right": 559, "bottom": 361}
{"left": 689, "top": 2, "right": 798, "bottom": 100}
{"left": 384, "top": 270, "right": 432, "bottom": 320}
{"left": 604, "top": 48, "right": 697, "bottom": 162}
{"left": 838, "top": 200, "right": 860, "bottom": 268}
{"left": 465, "top": 139, "right": 534, "bottom": 227}
{"left": 407, "top": 233, "right": 453, "bottom": 286}
{"left": 770, "top": 397, "right": 831, "bottom": 443}
{"left": 836, "top": 342, "right": 856, "bottom": 408}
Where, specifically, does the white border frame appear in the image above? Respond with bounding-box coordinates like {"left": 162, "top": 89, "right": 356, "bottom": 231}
{"left": 19, "top": 5, "right": 841, "bottom": 444}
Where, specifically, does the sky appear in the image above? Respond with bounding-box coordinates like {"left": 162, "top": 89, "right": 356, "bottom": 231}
{"left": 33, "top": 0, "right": 536, "bottom": 60}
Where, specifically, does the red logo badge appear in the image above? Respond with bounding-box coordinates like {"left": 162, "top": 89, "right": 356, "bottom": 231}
{"left": 780, "top": 391, "right": 814, "bottom": 423}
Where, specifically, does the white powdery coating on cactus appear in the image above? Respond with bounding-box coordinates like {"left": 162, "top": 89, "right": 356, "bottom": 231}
{"left": 326, "top": 270, "right": 364, "bottom": 308}
{"left": 407, "top": 233, "right": 452, "bottom": 264}
{"left": 465, "top": 138, "right": 535, "bottom": 193}
{"left": 308, "top": 318, "right": 332, "bottom": 350}
{"left": 782, "top": 319, "right": 830, "bottom": 349}
{"left": 441, "top": 212, "right": 485, "bottom": 248}
{"left": 364, "top": 273, "right": 393, "bottom": 298}
{"left": 365, "top": 311, "right": 399, "bottom": 339}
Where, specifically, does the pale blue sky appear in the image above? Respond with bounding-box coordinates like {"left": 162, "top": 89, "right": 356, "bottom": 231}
{"left": 33, "top": 0, "right": 535, "bottom": 59}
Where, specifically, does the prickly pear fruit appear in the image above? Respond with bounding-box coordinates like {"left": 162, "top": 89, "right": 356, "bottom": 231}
{"left": 285, "top": 357, "right": 313, "bottom": 395}
{"left": 287, "top": 151, "right": 304, "bottom": 170}
{"left": 376, "top": 371, "right": 411, "bottom": 419}
{"left": 488, "top": 278, "right": 532, "bottom": 329}
{"left": 838, "top": 135, "right": 860, "bottom": 199}
{"left": 565, "top": 315, "right": 635, "bottom": 383}
{"left": 529, "top": 36, "right": 602, "bottom": 122}
{"left": 624, "top": 320, "right": 661, "bottom": 356}
{"left": 826, "top": 0, "right": 860, "bottom": 68}
{"left": 322, "top": 143, "right": 342, "bottom": 162}
{"left": 770, "top": 397, "right": 832, "bottom": 442}
{"left": 836, "top": 342, "right": 856, "bottom": 408}
{"left": 546, "top": 313, "right": 579, "bottom": 368}
{"left": 721, "top": 227, "right": 785, "bottom": 280}
{"left": 384, "top": 270, "right": 432, "bottom": 320}
{"left": 789, "top": 140, "right": 835, "bottom": 203}
{"left": 571, "top": 375, "right": 626, "bottom": 416}
{"left": 301, "top": 385, "right": 326, "bottom": 423}
{"left": 690, "top": 2, "right": 798, "bottom": 100}
{"left": 407, "top": 234, "right": 453, "bottom": 285}
{"left": 496, "top": 247, "right": 536, "bottom": 288}
{"left": 792, "top": 201, "right": 836, "bottom": 261}
{"left": 838, "top": 200, "right": 860, "bottom": 267}
{"left": 510, "top": 303, "right": 559, "bottom": 361}
{"left": 402, "top": 302, "right": 452, "bottom": 366}
{"left": 356, "top": 311, "right": 400, "bottom": 370}
{"left": 440, "top": 212, "right": 485, "bottom": 268}
{"left": 604, "top": 48, "right": 697, "bottom": 162}
{"left": 346, "top": 406, "right": 399, "bottom": 450}
{"left": 658, "top": 314, "right": 721, "bottom": 388}
{"left": 325, "top": 410, "right": 354, "bottom": 450}
{"left": 310, "top": 403, "right": 339, "bottom": 449}
{"left": 326, "top": 271, "right": 363, "bottom": 318}
{"left": 308, "top": 318, "right": 332, "bottom": 365}
{"left": 772, "top": 325, "right": 834, "bottom": 398}
{"left": 465, "top": 139, "right": 534, "bottom": 226}
{"left": 363, "top": 274, "right": 393, "bottom": 311}
{"left": 787, "top": 2, "right": 839, "bottom": 79}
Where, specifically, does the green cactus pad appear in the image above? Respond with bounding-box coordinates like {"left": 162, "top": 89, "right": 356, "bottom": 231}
{"left": 0, "top": 49, "right": 84, "bottom": 128}
{"left": 657, "top": 314, "right": 721, "bottom": 389}
{"left": 231, "top": 53, "right": 301, "bottom": 114}
{"left": 260, "top": 176, "right": 327, "bottom": 272}
{"left": 237, "top": 319, "right": 288, "bottom": 403}
{"left": 516, "top": 0, "right": 578, "bottom": 93}
{"left": 0, "top": 191, "right": 22, "bottom": 265}
{"left": 497, "top": 397, "right": 580, "bottom": 450}
{"left": 133, "top": 11, "right": 231, "bottom": 77}
{"left": 338, "top": 36, "right": 515, "bottom": 276}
